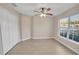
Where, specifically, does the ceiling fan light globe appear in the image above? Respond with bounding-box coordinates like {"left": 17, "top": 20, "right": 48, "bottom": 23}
{"left": 40, "top": 14, "right": 43, "bottom": 16}
{"left": 40, "top": 14, "right": 46, "bottom": 17}
{"left": 43, "top": 14, "right": 46, "bottom": 16}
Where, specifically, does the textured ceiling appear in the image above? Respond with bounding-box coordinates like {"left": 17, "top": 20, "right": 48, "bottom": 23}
{"left": 9, "top": 3, "right": 77, "bottom": 16}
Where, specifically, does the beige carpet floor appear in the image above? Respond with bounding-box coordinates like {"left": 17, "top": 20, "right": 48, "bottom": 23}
{"left": 7, "top": 39, "right": 77, "bottom": 55}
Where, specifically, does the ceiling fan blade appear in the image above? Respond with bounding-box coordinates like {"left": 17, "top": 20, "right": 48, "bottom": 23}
{"left": 34, "top": 14, "right": 40, "bottom": 16}
{"left": 33, "top": 7, "right": 53, "bottom": 16}
{"left": 47, "top": 8, "right": 51, "bottom": 11}
{"left": 46, "top": 13, "right": 53, "bottom": 16}
{"left": 33, "top": 10, "right": 39, "bottom": 12}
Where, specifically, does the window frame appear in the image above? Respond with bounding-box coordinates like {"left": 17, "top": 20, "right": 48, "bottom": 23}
{"left": 58, "top": 14, "right": 79, "bottom": 44}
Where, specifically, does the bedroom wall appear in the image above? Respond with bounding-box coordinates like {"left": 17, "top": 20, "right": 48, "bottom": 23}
{"left": 33, "top": 16, "right": 53, "bottom": 39}
{"left": 21, "top": 15, "right": 31, "bottom": 40}
{"left": 21, "top": 16, "right": 54, "bottom": 40}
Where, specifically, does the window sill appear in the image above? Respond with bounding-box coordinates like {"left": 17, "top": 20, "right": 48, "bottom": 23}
{"left": 58, "top": 35, "right": 79, "bottom": 45}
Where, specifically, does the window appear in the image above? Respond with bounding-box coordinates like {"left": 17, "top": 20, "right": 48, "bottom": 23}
{"left": 59, "top": 14, "right": 79, "bottom": 42}
{"left": 59, "top": 18, "right": 69, "bottom": 38}
{"left": 69, "top": 14, "right": 79, "bottom": 42}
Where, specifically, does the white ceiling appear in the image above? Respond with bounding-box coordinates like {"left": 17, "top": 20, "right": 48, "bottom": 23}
{"left": 9, "top": 3, "right": 78, "bottom": 16}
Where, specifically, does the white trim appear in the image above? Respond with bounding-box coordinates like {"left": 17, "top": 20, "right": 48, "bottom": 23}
{"left": 32, "top": 37, "right": 53, "bottom": 39}
{"left": 5, "top": 38, "right": 30, "bottom": 54}
{"left": 53, "top": 37, "right": 79, "bottom": 54}
{"left": 59, "top": 35, "right": 79, "bottom": 45}
{"left": 5, "top": 40, "right": 21, "bottom": 55}
{"left": 22, "top": 38, "right": 31, "bottom": 41}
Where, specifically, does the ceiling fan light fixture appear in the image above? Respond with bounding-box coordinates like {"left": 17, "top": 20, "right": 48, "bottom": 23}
{"left": 33, "top": 7, "right": 53, "bottom": 17}
{"left": 40, "top": 14, "right": 46, "bottom": 17}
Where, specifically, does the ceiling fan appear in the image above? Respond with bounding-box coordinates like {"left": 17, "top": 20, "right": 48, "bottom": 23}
{"left": 33, "top": 7, "right": 53, "bottom": 17}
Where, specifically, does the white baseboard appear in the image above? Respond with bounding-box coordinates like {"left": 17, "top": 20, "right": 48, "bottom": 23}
{"left": 53, "top": 37, "right": 79, "bottom": 55}
{"left": 32, "top": 37, "right": 53, "bottom": 39}
{"left": 22, "top": 38, "right": 31, "bottom": 41}
{"left": 5, "top": 40, "right": 21, "bottom": 55}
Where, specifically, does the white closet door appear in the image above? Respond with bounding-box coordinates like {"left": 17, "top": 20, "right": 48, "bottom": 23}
{"left": 7, "top": 11, "right": 15, "bottom": 49}
{"left": 0, "top": 6, "right": 20, "bottom": 54}
{"left": 8, "top": 12, "right": 20, "bottom": 48}
{"left": 0, "top": 24, "right": 3, "bottom": 55}
{"left": 1, "top": 22, "right": 10, "bottom": 54}
{"left": 0, "top": 8, "right": 11, "bottom": 54}
{"left": 0, "top": 7, "right": 3, "bottom": 55}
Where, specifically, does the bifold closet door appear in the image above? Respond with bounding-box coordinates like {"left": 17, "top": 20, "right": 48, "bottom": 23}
{"left": 0, "top": 7, "right": 11, "bottom": 54}
{"left": 0, "top": 7, "right": 20, "bottom": 54}
{"left": 1, "top": 20, "right": 11, "bottom": 54}
{"left": 0, "top": 24, "right": 3, "bottom": 55}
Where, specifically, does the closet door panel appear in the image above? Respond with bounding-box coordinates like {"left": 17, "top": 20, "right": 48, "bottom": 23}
{"left": 0, "top": 9, "right": 11, "bottom": 53}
